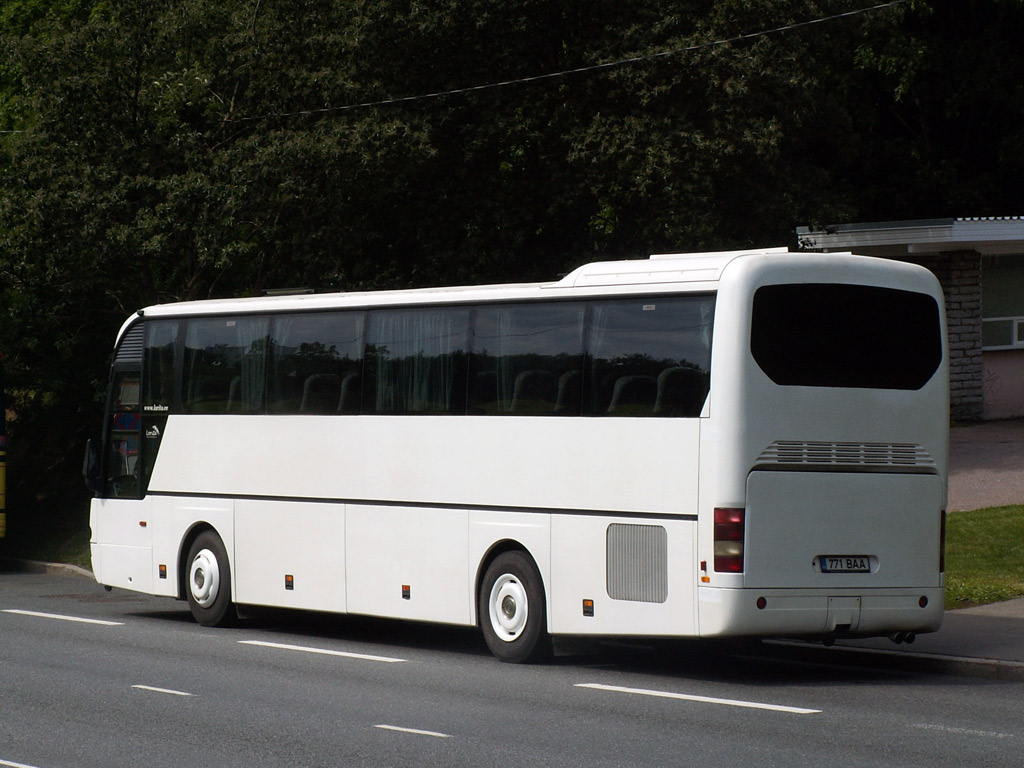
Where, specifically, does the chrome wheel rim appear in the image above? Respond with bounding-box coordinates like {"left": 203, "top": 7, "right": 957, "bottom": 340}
{"left": 189, "top": 548, "right": 220, "bottom": 608}
{"left": 488, "top": 573, "right": 528, "bottom": 642}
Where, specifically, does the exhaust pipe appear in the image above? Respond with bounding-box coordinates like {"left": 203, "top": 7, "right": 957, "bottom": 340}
{"left": 888, "top": 631, "right": 915, "bottom": 645}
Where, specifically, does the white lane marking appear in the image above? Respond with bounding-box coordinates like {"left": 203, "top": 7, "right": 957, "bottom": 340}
{"left": 912, "top": 723, "right": 1015, "bottom": 739}
{"left": 239, "top": 640, "right": 406, "bottom": 663}
{"left": 576, "top": 683, "right": 821, "bottom": 714}
{"left": 1, "top": 758, "right": 45, "bottom": 768}
{"left": 375, "top": 725, "right": 451, "bottom": 738}
{"left": 132, "top": 685, "right": 194, "bottom": 697}
{"left": 2, "top": 609, "right": 123, "bottom": 626}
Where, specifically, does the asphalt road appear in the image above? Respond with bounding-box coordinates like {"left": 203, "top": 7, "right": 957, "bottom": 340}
{"left": 2, "top": 569, "right": 1023, "bottom": 768}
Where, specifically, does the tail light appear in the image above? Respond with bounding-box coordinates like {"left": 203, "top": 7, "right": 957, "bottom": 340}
{"left": 714, "top": 507, "right": 745, "bottom": 573}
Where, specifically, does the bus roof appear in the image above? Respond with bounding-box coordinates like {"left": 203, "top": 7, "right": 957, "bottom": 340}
{"left": 136, "top": 247, "right": 791, "bottom": 316}
{"left": 554, "top": 247, "right": 790, "bottom": 288}
{"left": 119, "top": 247, "right": 864, "bottom": 343}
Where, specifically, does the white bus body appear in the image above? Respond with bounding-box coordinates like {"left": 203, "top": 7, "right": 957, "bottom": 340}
{"left": 88, "top": 248, "right": 948, "bottom": 661}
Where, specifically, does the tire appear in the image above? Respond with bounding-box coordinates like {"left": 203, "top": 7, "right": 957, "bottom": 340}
{"left": 185, "top": 530, "right": 237, "bottom": 627}
{"left": 479, "top": 550, "right": 551, "bottom": 663}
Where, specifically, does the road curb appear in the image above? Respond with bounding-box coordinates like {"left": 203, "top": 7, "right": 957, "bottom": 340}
{"left": 0, "top": 557, "right": 94, "bottom": 580}
{"left": 760, "top": 639, "right": 1024, "bottom": 682}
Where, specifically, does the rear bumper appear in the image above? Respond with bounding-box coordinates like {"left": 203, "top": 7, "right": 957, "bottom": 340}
{"left": 698, "top": 586, "right": 944, "bottom": 639}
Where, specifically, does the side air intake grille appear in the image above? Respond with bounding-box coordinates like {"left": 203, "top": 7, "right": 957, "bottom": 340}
{"left": 755, "top": 441, "right": 937, "bottom": 473}
{"left": 114, "top": 323, "right": 145, "bottom": 364}
{"left": 606, "top": 524, "right": 668, "bottom": 603}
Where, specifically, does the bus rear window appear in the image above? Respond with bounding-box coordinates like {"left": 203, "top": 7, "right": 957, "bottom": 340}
{"left": 751, "top": 283, "right": 942, "bottom": 390}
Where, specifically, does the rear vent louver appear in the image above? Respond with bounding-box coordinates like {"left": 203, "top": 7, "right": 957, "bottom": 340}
{"left": 755, "top": 441, "right": 936, "bottom": 472}
{"left": 606, "top": 524, "right": 668, "bottom": 603}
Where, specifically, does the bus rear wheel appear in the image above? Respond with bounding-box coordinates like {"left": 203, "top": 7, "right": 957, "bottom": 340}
{"left": 479, "top": 551, "right": 551, "bottom": 663}
{"left": 185, "top": 531, "right": 237, "bottom": 627}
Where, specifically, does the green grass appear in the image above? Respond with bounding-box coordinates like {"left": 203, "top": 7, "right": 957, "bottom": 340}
{"left": 945, "top": 505, "right": 1024, "bottom": 609}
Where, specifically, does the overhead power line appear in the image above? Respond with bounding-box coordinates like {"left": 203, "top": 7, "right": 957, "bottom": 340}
{"left": 228, "top": 0, "right": 908, "bottom": 124}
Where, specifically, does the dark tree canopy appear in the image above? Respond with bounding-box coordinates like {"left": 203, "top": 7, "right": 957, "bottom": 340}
{"left": 1, "top": 0, "right": 1022, "bottom": 542}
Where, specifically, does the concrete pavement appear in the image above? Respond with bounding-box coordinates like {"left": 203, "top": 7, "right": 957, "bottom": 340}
{"left": 949, "top": 417, "right": 1024, "bottom": 511}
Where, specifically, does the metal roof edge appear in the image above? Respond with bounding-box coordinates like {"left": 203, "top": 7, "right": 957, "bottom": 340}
{"left": 797, "top": 216, "right": 1024, "bottom": 254}
{"left": 796, "top": 218, "right": 956, "bottom": 236}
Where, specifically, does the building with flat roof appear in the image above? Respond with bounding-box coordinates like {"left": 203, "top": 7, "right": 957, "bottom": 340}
{"left": 797, "top": 217, "right": 1024, "bottom": 421}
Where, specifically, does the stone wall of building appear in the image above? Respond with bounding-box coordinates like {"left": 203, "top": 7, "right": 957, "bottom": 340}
{"left": 901, "top": 250, "right": 984, "bottom": 421}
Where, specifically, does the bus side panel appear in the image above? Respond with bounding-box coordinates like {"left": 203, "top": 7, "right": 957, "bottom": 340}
{"left": 149, "top": 416, "right": 696, "bottom": 517}
{"left": 548, "top": 515, "right": 697, "bottom": 636}
{"left": 90, "top": 498, "right": 153, "bottom": 594}
{"left": 233, "top": 499, "right": 346, "bottom": 613}
{"left": 147, "top": 495, "right": 176, "bottom": 597}
{"left": 153, "top": 498, "right": 234, "bottom": 600}
{"left": 467, "top": 510, "right": 551, "bottom": 626}
{"left": 346, "top": 505, "right": 470, "bottom": 625}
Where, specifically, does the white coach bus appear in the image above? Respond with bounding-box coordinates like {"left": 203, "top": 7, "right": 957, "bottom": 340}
{"left": 85, "top": 248, "right": 948, "bottom": 662}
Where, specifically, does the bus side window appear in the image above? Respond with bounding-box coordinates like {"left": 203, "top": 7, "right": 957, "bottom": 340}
{"left": 586, "top": 297, "right": 713, "bottom": 417}
{"left": 364, "top": 307, "right": 470, "bottom": 415}
{"left": 267, "top": 312, "right": 364, "bottom": 414}
{"left": 469, "top": 303, "right": 585, "bottom": 415}
{"left": 184, "top": 317, "right": 269, "bottom": 414}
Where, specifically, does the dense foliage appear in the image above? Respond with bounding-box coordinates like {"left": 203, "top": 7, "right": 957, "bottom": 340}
{"left": 1, "top": 0, "right": 1023, "bottom": 547}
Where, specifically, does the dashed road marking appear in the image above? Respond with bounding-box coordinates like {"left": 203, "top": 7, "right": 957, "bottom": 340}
{"left": 132, "top": 685, "right": 194, "bottom": 697}
{"left": 576, "top": 683, "right": 821, "bottom": 714}
{"left": 239, "top": 639, "right": 406, "bottom": 663}
{"left": 2, "top": 609, "right": 123, "bottom": 626}
{"left": 375, "top": 724, "right": 451, "bottom": 738}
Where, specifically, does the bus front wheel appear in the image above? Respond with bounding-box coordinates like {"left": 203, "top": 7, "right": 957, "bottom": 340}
{"left": 479, "top": 551, "right": 551, "bottom": 663}
{"left": 185, "top": 531, "right": 237, "bottom": 627}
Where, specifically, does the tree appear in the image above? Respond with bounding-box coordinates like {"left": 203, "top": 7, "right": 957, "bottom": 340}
{"left": 2, "top": 0, "right": 1022, "bottom": 553}
{"left": 847, "top": 0, "right": 1024, "bottom": 218}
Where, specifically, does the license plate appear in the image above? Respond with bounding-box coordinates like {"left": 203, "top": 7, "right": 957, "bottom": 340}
{"left": 819, "top": 555, "right": 870, "bottom": 573}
